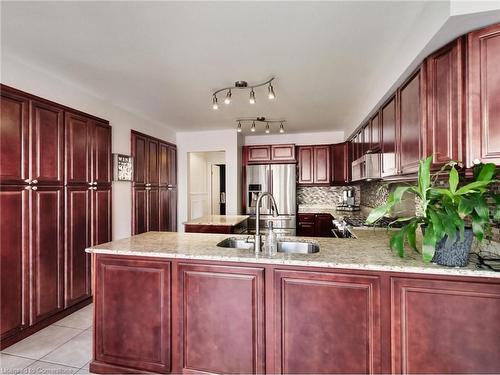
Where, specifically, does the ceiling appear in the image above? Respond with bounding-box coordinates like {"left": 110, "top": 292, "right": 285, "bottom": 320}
{"left": 1, "top": 2, "right": 498, "bottom": 136}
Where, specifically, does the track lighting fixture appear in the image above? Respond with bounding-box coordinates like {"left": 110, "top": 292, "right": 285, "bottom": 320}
{"left": 249, "top": 89, "right": 256, "bottom": 104}
{"left": 235, "top": 117, "right": 286, "bottom": 134}
{"left": 211, "top": 77, "right": 276, "bottom": 110}
{"left": 224, "top": 90, "right": 232, "bottom": 105}
{"left": 268, "top": 83, "right": 275, "bottom": 100}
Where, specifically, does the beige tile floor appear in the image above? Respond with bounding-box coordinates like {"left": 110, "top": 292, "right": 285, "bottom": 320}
{"left": 1, "top": 304, "right": 93, "bottom": 374}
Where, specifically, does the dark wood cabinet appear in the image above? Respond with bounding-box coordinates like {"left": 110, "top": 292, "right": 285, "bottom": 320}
{"left": 244, "top": 144, "right": 296, "bottom": 164}
{"left": 363, "top": 122, "right": 371, "bottom": 154}
{"left": 274, "top": 270, "right": 381, "bottom": 374}
{"left": 0, "top": 186, "right": 28, "bottom": 340}
{"left": 392, "top": 277, "right": 500, "bottom": 374}
{"left": 30, "top": 187, "right": 64, "bottom": 324}
{"left": 331, "top": 142, "right": 351, "bottom": 184}
{"left": 381, "top": 96, "right": 398, "bottom": 177}
{"left": 297, "top": 213, "right": 333, "bottom": 237}
{"left": 1, "top": 85, "right": 109, "bottom": 349}
{"left": 92, "top": 122, "right": 112, "bottom": 185}
{"left": 297, "top": 145, "right": 330, "bottom": 185}
{"left": 65, "top": 112, "right": 92, "bottom": 185}
{"left": 0, "top": 90, "right": 29, "bottom": 184}
{"left": 371, "top": 113, "right": 381, "bottom": 151}
{"left": 94, "top": 256, "right": 171, "bottom": 374}
{"left": 31, "top": 101, "right": 64, "bottom": 185}
{"left": 132, "top": 131, "right": 177, "bottom": 235}
{"left": 398, "top": 68, "right": 425, "bottom": 175}
{"left": 467, "top": 23, "right": 500, "bottom": 167}
{"left": 425, "top": 39, "right": 465, "bottom": 168}
{"left": 64, "top": 186, "right": 91, "bottom": 307}
{"left": 177, "top": 263, "right": 265, "bottom": 374}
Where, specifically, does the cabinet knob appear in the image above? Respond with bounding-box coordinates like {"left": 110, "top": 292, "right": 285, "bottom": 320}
{"left": 32, "top": 179, "right": 38, "bottom": 184}
{"left": 93, "top": 187, "right": 97, "bottom": 190}
{"left": 88, "top": 182, "right": 93, "bottom": 185}
{"left": 31, "top": 186, "right": 38, "bottom": 191}
{"left": 24, "top": 179, "right": 32, "bottom": 184}
{"left": 93, "top": 181, "right": 98, "bottom": 185}
{"left": 25, "top": 186, "right": 31, "bottom": 190}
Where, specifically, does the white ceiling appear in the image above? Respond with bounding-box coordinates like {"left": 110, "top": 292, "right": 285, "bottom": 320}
{"left": 1, "top": 1, "right": 498, "bottom": 136}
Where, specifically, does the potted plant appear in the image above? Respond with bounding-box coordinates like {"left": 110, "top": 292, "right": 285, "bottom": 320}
{"left": 366, "top": 156, "right": 499, "bottom": 266}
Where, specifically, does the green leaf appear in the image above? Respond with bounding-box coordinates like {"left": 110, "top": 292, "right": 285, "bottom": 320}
{"left": 476, "top": 163, "right": 496, "bottom": 182}
{"left": 422, "top": 224, "right": 436, "bottom": 262}
{"left": 471, "top": 213, "right": 485, "bottom": 242}
{"left": 427, "top": 208, "right": 444, "bottom": 241}
{"left": 448, "top": 166, "right": 459, "bottom": 194}
{"left": 458, "top": 197, "right": 474, "bottom": 217}
{"left": 365, "top": 203, "right": 392, "bottom": 224}
{"left": 455, "top": 180, "right": 493, "bottom": 195}
{"left": 406, "top": 221, "right": 418, "bottom": 252}
{"left": 432, "top": 188, "right": 455, "bottom": 200}
{"left": 393, "top": 186, "right": 410, "bottom": 204}
{"left": 418, "top": 156, "right": 432, "bottom": 200}
{"left": 390, "top": 230, "right": 405, "bottom": 258}
{"left": 473, "top": 197, "right": 490, "bottom": 221}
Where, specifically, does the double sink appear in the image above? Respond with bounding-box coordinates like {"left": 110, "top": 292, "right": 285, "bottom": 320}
{"left": 217, "top": 237, "right": 320, "bottom": 254}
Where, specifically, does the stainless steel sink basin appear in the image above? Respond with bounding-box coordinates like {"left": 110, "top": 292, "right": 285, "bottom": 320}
{"left": 277, "top": 241, "right": 320, "bottom": 254}
{"left": 216, "top": 237, "right": 255, "bottom": 250}
{"left": 216, "top": 237, "right": 320, "bottom": 254}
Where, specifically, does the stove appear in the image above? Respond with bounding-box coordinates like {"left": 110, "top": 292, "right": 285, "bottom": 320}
{"left": 343, "top": 216, "right": 405, "bottom": 228}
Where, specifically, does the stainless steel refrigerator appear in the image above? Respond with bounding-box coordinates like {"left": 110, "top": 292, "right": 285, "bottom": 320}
{"left": 246, "top": 164, "right": 296, "bottom": 236}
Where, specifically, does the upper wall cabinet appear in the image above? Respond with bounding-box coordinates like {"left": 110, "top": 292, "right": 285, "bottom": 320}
{"left": 362, "top": 122, "right": 371, "bottom": 154}
{"left": 381, "top": 96, "right": 398, "bottom": 177}
{"left": 244, "top": 144, "right": 295, "bottom": 164}
{"left": 331, "top": 142, "right": 351, "bottom": 184}
{"left": 398, "top": 67, "right": 425, "bottom": 175}
{"left": 425, "top": 38, "right": 465, "bottom": 168}
{"left": 467, "top": 23, "right": 500, "bottom": 167}
{"left": 370, "top": 112, "right": 381, "bottom": 152}
{"left": 297, "top": 145, "right": 330, "bottom": 185}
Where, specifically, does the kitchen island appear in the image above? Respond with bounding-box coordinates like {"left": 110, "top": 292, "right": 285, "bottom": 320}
{"left": 86, "top": 231, "right": 500, "bottom": 374}
{"left": 183, "top": 215, "right": 249, "bottom": 234}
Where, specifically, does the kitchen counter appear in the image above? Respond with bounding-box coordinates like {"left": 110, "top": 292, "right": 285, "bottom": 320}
{"left": 183, "top": 214, "right": 249, "bottom": 226}
{"left": 86, "top": 230, "right": 499, "bottom": 278}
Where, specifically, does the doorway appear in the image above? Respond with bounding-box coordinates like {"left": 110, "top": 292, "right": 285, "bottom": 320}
{"left": 211, "top": 164, "right": 226, "bottom": 215}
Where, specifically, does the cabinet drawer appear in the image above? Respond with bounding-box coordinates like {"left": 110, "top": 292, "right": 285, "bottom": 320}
{"left": 298, "top": 214, "right": 315, "bottom": 223}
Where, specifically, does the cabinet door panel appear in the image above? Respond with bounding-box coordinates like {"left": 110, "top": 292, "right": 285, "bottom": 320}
{"left": 381, "top": 96, "right": 398, "bottom": 177}
{"left": 426, "top": 39, "right": 464, "bottom": 167}
{"left": 159, "top": 143, "right": 169, "bottom": 186}
{"left": 275, "top": 270, "right": 381, "bottom": 374}
{"left": 132, "top": 133, "right": 147, "bottom": 185}
{"left": 297, "top": 146, "right": 313, "bottom": 184}
{"left": 392, "top": 277, "right": 500, "bottom": 374}
{"left": 399, "top": 69, "right": 423, "bottom": 174}
{"left": 0, "top": 91, "right": 29, "bottom": 184}
{"left": 31, "top": 187, "right": 64, "bottom": 323}
{"left": 0, "top": 187, "right": 28, "bottom": 339}
{"left": 371, "top": 113, "right": 381, "bottom": 151}
{"left": 95, "top": 256, "right": 171, "bottom": 373}
{"left": 313, "top": 146, "right": 330, "bottom": 184}
{"left": 160, "top": 188, "right": 176, "bottom": 232}
{"left": 168, "top": 146, "right": 177, "bottom": 186}
{"left": 247, "top": 145, "right": 271, "bottom": 163}
{"left": 133, "top": 187, "right": 147, "bottom": 235}
{"left": 315, "top": 214, "right": 333, "bottom": 237}
{"left": 467, "top": 24, "right": 500, "bottom": 166}
{"left": 93, "top": 122, "right": 111, "bottom": 184}
{"left": 271, "top": 144, "right": 295, "bottom": 161}
{"left": 65, "top": 112, "right": 91, "bottom": 185}
{"left": 178, "top": 263, "right": 265, "bottom": 374}
{"left": 363, "top": 122, "right": 371, "bottom": 153}
{"left": 93, "top": 188, "right": 111, "bottom": 246}
{"left": 31, "top": 101, "right": 64, "bottom": 185}
{"left": 147, "top": 139, "right": 159, "bottom": 185}
{"left": 147, "top": 188, "right": 159, "bottom": 231}
{"left": 65, "top": 187, "right": 91, "bottom": 307}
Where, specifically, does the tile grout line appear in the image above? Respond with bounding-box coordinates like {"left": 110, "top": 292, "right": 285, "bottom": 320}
{"left": 37, "top": 328, "right": 91, "bottom": 368}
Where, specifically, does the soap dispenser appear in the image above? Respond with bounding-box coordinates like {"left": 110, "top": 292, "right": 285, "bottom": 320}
{"left": 265, "top": 221, "right": 278, "bottom": 256}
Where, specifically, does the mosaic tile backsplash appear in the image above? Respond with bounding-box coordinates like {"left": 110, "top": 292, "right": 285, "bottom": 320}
{"left": 297, "top": 186, "right": 361, "bottom": 206}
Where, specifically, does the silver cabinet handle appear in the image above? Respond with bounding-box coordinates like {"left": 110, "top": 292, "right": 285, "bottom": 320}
{"left": 31, "top": 186, "right": 38, "bottom": 191}
{"left": 24, "top": 179, "right": 32, "bottom": 184}
{"left": 146, "top": 183, "right": 152, "bottom": 187}
{"left": 145, "top": 187, "right": 151, "bottom": 190}
{"left": 93, "top": 181, "right": 98, "bottom": 185}
{"left": 32, "top": 180, "right": 38, "bottom": 184}
{"left": 88, "top": 187, "right": 97, "bottom": 190}
{"left": 93, "top": 187, "right": 97, "bottom": 190}
{"left": 88, "top": 182, "right": 93, "bottom": 185}
{"left": 25, "top": 186, "right": 31, "bottom": 190}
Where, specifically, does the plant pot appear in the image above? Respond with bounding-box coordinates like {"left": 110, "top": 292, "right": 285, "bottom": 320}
{"left": 432, "top": 228, "right": 474, "bottom": 267}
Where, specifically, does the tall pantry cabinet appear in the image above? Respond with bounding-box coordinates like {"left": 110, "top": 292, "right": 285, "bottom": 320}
{"left": 0, "top": 85, "right": 111, "bottom": 348}
{"left": 131, "top": 130, "right": 177, "bottom": 234}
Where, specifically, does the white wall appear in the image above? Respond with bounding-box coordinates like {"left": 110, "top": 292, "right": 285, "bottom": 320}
{"left": 244, "top": 131, "right": 344, "bottom": 145}
{"left": 1, "top": 54, "right": 176, "bottom": 240}
{"left": 176, "top": 130, "right": 242, "bottom": 231}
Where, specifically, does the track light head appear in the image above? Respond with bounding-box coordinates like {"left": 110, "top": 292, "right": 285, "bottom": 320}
{"left": 265, "top": 123, "right": 270, "bottom": 133}
{"left": 268, "top": 84, "right": 275, "bottom": 100}
{"left": 237, "top": 121, "right": 242, "bottom": 133}
{"left": 224, "top": 90, "right": 232, "bottom": 105}
{"left": 249, "top": 89, "right": 256, "bottom": 104}
{"left": 212, "top": 95, "right": 219, "bottom": 110}
{"left": 251, "top": 121, "right": 256, "bottom": 132}
{"left": 279, "top": 122, "right": 285, "bottom": 133}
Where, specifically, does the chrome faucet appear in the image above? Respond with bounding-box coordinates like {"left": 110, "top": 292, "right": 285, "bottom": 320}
{"left": 254, "top": 192, "right": 279, "bottom": 253}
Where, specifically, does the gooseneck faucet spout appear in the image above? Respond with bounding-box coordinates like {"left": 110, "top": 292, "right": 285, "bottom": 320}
{"left": 255, "top": 192, "right": 279, "bottom": 253}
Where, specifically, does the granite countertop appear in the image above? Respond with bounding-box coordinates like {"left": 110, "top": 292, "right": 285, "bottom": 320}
{"left": 183, "top": 215, "right": 249, "bottom": 226}
{"left": 86, "top": 231, "right": 500, "bottom": 279}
